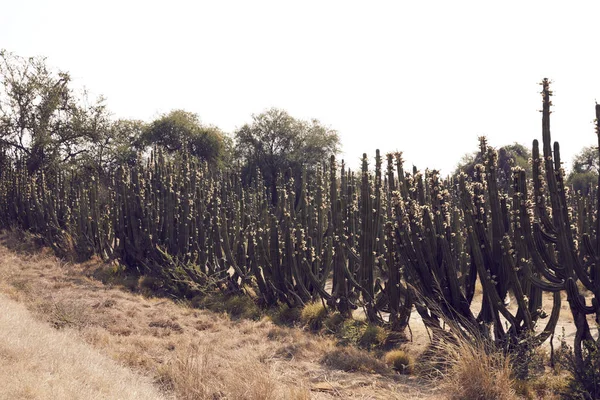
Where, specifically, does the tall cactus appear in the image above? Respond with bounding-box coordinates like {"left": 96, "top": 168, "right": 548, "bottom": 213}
{"left": 0, "top": 78, "right": 598, "bottom": 362}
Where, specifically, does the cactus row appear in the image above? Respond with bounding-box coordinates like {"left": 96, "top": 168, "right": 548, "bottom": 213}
{"left": 0, "top": 80, "right": 598, "bottom": 369}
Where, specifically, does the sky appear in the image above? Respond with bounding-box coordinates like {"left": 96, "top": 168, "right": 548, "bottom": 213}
{"left": 2, "top": 1, "right": 600, "bottom": 174}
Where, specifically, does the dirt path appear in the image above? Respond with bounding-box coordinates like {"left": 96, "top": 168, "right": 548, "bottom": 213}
{"left": 0, "top": 232, "right": 441, "bottom": 400}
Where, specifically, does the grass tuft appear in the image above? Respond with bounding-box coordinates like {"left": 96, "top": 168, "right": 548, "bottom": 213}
{"left": 438, "top": 337, "right": 518, "bottom": 400}
{"left": 358, "top": 324, "right": 388, "bottom": 349}
{"left": 269, "top": 303, "right": 302, "bottom": 325}
{"left": 321, "top": 346, "right": 389, "bottom": 374}
{"left": 193, "top": 292, "right": 261, "bottom": 320}
{"left": 223, "top": 295, "right": 262, "bottom": 320}
{"left": 384, "top": 349, "right": 414, "bottom": 374}
{"left": 300, "top": 301, "right": 327, "bottom": 330}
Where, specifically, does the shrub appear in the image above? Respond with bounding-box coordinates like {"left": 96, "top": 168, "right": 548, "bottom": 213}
{"left": 507, "top": 333, "right": 548, "bottom": 380}
{"left": 300, "top": 302, "right": 327, "bottom": 330}
{"left": 333, "top": 319, "right": 392, "bottom": 350}
{"left": 556, "top": 335, "right": 600, "bottom": 399}
{"left": 336, "top": 319, "right": 363, "bottom": 346}
{"left": 270, "top": 304, "right": 301, "bottom": 326}
{"left": 358, "top": 324, "right": 388, "bottom": 349}
{"left": 223, "top": 295, "right": 262, "bottom": 320}
{"left": 322, "top": 312, "right": 345, "bottom": 333}
{"left": 384, "top": 349, "right": 414, "bottom": 374}
{"left": 514, "top": 375, "right": 567, "bottom": 400}
{"left": 192, "top": 293, "right": 261, "bottom": 320}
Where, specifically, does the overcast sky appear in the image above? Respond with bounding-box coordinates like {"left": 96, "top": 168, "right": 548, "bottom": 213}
{"left": 2, "top": 1, "right": 599, "bottom": 174}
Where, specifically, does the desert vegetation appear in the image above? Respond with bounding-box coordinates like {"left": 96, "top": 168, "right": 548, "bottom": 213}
{"left": 1, "top": 50, "right": 600, "bottom": 399}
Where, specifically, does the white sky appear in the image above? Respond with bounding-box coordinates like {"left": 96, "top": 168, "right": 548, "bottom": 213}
{"left": 2, "top": 0, "right": 600, "bottom": 174}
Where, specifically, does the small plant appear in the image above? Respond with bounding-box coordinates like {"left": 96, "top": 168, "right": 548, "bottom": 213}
{"left": 322, "top": 311, "right": 345, "bottom": 333}
{"left": 508, "top": 333, "right": 548, "bottom": 380}
{"left": 438, "top": 336, "right": 518, "bottom": 400}
{"left": 300, "top": 302, "right": 327, "bottom": 330}
{"left": 270, "top": 304, "right": 301, "bottom": 326}
{"left": 558, "top": 336, "right": 600, "bottom": 399}
{"left": 384, "top": 349, "right": 414, "bottom": 374}
{"left": 321, "top": 347, "right": 388, "bottom": 374}
{"left": 514, "top": 375, "right": 568, "bottom": 400}
{"left": 223, "top": 295, "right": 261, "bottom": 320}
{"left": 358, "top": 324, "right": 388, "bottom": 349}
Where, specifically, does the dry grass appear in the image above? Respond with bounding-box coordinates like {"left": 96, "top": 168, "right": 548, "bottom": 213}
{"left": 435, "top": 337, "right": 518, "bottom": 400}
{"left": 269, "top": 303, "right": 302, "bottom": 325}
{"left": 357, "top": 324, "right": 389, "bottom": 349}
{"left": 165, "top": 343, "right": 282, "bottom": 400}
{"left": 0, "top": 230, "right": 440, "bottom": 400}
{"left": 300, "top": 301, "right": 328, "bottom": 330}
{"left": 320, "top": 346, "right": 389, "bottom": 374}
{"left": 194, "top": 292, "right": 263, "bottom": 320}
{"left": 384, "top": 350, "right": 414, "bottom": 375}
{"left": 0, "top": 294, "right": 165, "bottom": 400}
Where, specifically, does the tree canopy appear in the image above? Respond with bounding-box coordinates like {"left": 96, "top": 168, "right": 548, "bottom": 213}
{"left": 0, "top": 50, "right": 108, "bottom": 174}
{"left": 567, "top": 145, "right": 599, "bottom": 192}
{"left": 454, "top": 140, "right": 531, "bottom": 191}
{"left": 79, "top": 118, "right": 146, "bottom": 174}
{"left": 234, "top": 108, "right": 340, "bottom": 203}
{"left": 139, "top": 110, "right": 227, "bottom": 166}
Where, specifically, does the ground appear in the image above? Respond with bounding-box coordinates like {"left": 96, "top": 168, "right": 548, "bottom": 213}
{"left": 0, "top": 231, "right": 442, "bottom": 400}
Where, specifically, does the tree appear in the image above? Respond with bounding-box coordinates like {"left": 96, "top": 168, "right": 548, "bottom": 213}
{"left": 0, "top": 50, "right": 106, "bottom": 174}
{"left": 139, "top": 110, "right": 227, "bottom": 166}
{"left": 455, "top": 140, "right": 531, "bottom": 192}
{"left": 571, "top": 145, "right": 599, "bottom": 175}
{"left": 79, "top": 118, "right": 146, "bottom": 176}
{"left": 567, "top": 145, "right": 599, "bottom": 192}
{"left": 234, "top": 108, "right": 340, "bottom": 204}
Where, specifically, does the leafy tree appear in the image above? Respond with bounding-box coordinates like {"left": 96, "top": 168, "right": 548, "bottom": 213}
{"left": 0, "top": 50, "right": 106, "bottom": 174}
{"left": 571, "top": 146, "right": 599, "bottom": 174}
{"left": 567, "top": 145, "right": 599, "bottom": 192}
{"left": 234, "top": 108, "right": 340, "bottom": 204}
{"left": 79, "top": 118, "right": 146, "bottom": 176}
{"left": 455, "top": 140, "right": 531, "bottom": 192}
{"left": 568, "top": 171, "right": 597, "bottom": 193}
{"left": 139, "top": 110, "right": 226, "bottom": 166}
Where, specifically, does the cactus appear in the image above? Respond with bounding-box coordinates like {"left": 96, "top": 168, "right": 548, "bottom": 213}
{"left": 0, "top": 79, "right": 599, "bottom": 362}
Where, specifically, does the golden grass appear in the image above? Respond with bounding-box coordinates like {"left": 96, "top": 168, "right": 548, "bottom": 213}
{"left": 358, "top": 324, "right": 389, "bottom": 349}
{"left": 0, "top": 230, "right": 438, "bottom": 400}
{"left": 0, "top": 294, "right": 166, "bottom": 400}
{"left": 385, "top": 349, "right": 414, "bottom": 374}
{"left": 164, "top": 343, "right": 282, "bottom": 400}
{"left": 514, "top": 377, "right": 565, "bottom": 400}
{"left": 321, "top": 346, "right": 389, "bottom": 374}
{"left": 436, "top": 337, "right": 518, "bottom": 400}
